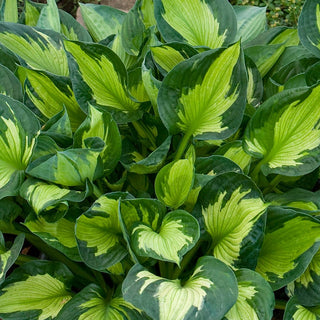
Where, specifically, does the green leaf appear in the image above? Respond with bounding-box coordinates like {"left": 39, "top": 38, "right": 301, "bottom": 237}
{"left": 79, "top": 3, "right": 126, "bottom": 42}
{"left": 128, "top": 67, "right": 150, "bottom": 102}
{"left": 57, "top": 284, "right": 148, "bottom": 320}
{"left": 36, "top": 0, "right": 60, "bottom": 33}
{"left": 30, "top": 135, "right": 62, "bottom": 161}
{"left": 41, "top": 107, "right": 73, "bottom": 147}
{"left": 155, "top": 158, "right": 194, "bottom": 209}
{"left": 0, "top": 0, "right": 17, "bottom": 23}
{"left": 158, "top": 42, "right": 247, "bottom": 140}
{"left": 234, "top": 6, "right": 267, "bottom": 44}
{"left": 284, "top": 297, "right": 320, "bottom": 320}
{"left": 256, "top": 207, "right": 320, "bottom": 290}
{"left": 26, "top": 148, "right": 103, "bottom": 187}
{"left": 298, "top": 0, "right": 320, "bottom": 59}
{"left": 74, "top": 104, "right": 121, "bottom": 175}
{"left": 121, "top": 136, "right": 171, "bottom": 174}
{"left": 0, "top": 64, "right": 23, "bottom": 101}
{"left": 245, "top": 56, "right": 263, "bottom": 107}
{"left": 131, "top": 210, "right": 199, "bottom": 265}
{"left": 24, "top": 212, "right": 80, "bottom": 261}
{"left": 0, "top": 198, "right": 22, "bottom": 235}
{"left": 224, "top": 269, "right": 274, "bottom": 320}
{"left": 0, "top": 260, "right": 73, "bottom": 320}
{"left": 20, "top": 178, "right": 90, "bottom": 222}
{"left": 18, "top": 66, "right": 85, "bottom": 131}
{"left": 0, "top": 95, "right": 40, "bottom": 199}
{"left": 122, "top": 256, "right": 238, "bottom": 320}
{"left": 289, "top": 247, "right": 320, "bottom": 306}
{"left": 76, "top": 193, "right": 131, "bottom": 271}
{"left": 59, "top": 9, "right": 92, "bottom": 42}
{"left": 65, "top": 40, "right": 141, "bottom": 123}
{"left": 244, "top": 86, "right": 320, "bottom": 176}
{"left": 0, "top": 233, "right": 24, "bottom": 284}
{"left": 24, "top": 0, "right": 41, "bottom": 26}
{"left": 150, "top": 42, "right": 198, "bottom": 75}
{"left": 193, "top": 172, "right": 267, "bottom": 269}
{"left": 0, "top": 23, "right": 69, "bottom": 76}
{"left": 154, "top": 0, "right": 236, "bottom": 48}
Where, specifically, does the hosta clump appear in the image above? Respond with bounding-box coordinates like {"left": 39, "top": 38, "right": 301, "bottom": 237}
{"left": 2, "top": 0, "right": 320, "bottom": 319}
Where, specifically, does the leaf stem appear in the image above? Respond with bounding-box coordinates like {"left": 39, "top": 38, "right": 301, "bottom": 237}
{"left": 250, "top": 159, "right": 265, "bottom": 183}
{"left": 14, "top": 254, "right": 37, "bottom": 265}
{"left": 275, "top": 299, "right": 287, "bottom": 310}
{"left": 92, "top": 183, "right": 103, "bottom": 198}
{"left": 132, "top": 120, "right": 157, "bottom": 150}
{"left": 92, "top": 270, "right": 109, "bottom": 294}
{"left": 172, "top": 240, "right": 202, "bottom": 279}
{"left": 263, "top": 175, "right": 283, "bottom": 195}
{"left": 174, "top": 133, "right": 192, "bottom": 161}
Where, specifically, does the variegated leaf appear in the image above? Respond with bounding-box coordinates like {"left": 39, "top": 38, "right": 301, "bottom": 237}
{"left": 74, "top": 104, "right": 121, "bottom": 175}
{"left": 265, "top": 189, "right": 320, "bottom": 213}
{"left": 223, "top": 269, "right": 274, "bottom": 320}
{"left": 193, "top": 172, "right": 267, "bottom": 269}
{"left": 18, "top": 66, "right": 85, "bottom": 131}
{"left": 26, "top": 148, "right": 103, "bottom": 187}
{"left": 158, "top": 42, "right": 247, "bottom": 140}
{"left": 59, "top": 10, "right": 92, "bottom": 42}
{"left": 0, "top": 95, "right": 40, "bottom": 199}
{"left": 57, "top": 284, "right": 149, "bottom": 320}
{"left": 154, "top": 0, "right": 236, "bottom": 48}
{"left": 119, "top": 198, "right": 167, "bottom": 262}
{"left": 131, "top": 210, "right": 199, "bottom": 265}
{"left": 0, "top": 198, "right": 22, "bottom": 235}
{"left": 123, "top": 256, "right": 238, "bottom": 320}
{"left": 140, "top": 0, "right": 156, "bottom": 28}
{"left": 0, "top": 233, "right": 24, "bottom": 284}
{"left": 284, "top": 297, "right": 320, "bottom": 320}
{"left": 64, "top": 40, "right": 141, "bottom": 123}
{"left": 36, "top": 0, "right": 60, "bottom": 33}
{"left": 76, "top": 193, "right": 132, "bottom": 271}
{"left": 128, "top": 67, "right": 149, "bottom": 102}
{"left": 288, "top": 247, "right": 320, "bottom": 306}
{"left": 215, "top": 141, "right": 251, "bottom": 174}
{"left": 79, "top": 3, "right": 126, "bottom": 42}
{"left": 150, "top": 42, "right": 198, "bottom": 75}
{"left": 24, "top": 212, "right": 80, "bottom": 261}
{"left": 0, "top": 23, "right": 69, "bottom": 76}
{"left": 0, "top": 261, "right": 73, "bottom": 320}
{"left": 299, "top": 0, "right": 320, "bottom": 58}
{"left": 256, "top": 207, "right": 320, "bottom": 290}
{"left": 24, "top": 0, "right": 42, "bottom": 26}
{"left": 155, "top": 158, "right": 194, "bottom": 209}
{"left": 20, "top": 178, "right": 90, "bottom": 222}
{"left": 244, "top": 86, "right": 320, "bottom": 176}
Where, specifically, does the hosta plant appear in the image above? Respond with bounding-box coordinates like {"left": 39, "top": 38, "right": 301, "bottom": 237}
{"left": 2, "top": 0, "right": 320, "bottom": 319}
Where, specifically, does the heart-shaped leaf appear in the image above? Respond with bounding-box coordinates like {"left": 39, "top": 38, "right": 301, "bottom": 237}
{"left": 131, "top": 210, "right": 200, "bottom": 265}
{"left": 193, "top": 172, "right": 267, "bottom": 269}
{"left": 158, "top": 41, "right": 247, "bottom": 140}
{"left": 122, "top": 256, "right": 238, "bottom": 320}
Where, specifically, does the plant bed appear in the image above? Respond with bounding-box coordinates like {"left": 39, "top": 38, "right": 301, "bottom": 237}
{"left": 0, "top": 0, "right": 320, "bottom": 319}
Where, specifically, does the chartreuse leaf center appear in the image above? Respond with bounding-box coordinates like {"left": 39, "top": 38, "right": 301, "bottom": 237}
{"left": 178, "top": 42, "right": 240, "bottom": 138}
{"left": 160, "top": 0, "right": 226, "bottom": 48}
{"left": 0, "top": 274, "right": 72, "bottom": 320}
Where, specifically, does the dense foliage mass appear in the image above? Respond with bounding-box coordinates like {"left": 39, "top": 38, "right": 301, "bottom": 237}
{"left": 1, "top": 0, "right": 320, "bottom": 319}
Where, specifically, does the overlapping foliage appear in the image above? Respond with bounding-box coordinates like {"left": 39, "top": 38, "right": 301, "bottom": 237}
{"left": 1, "top": 0, "right": 320, "bottom": 319}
